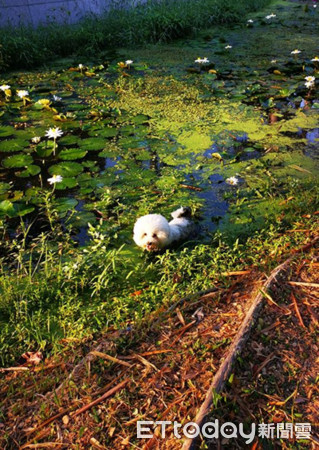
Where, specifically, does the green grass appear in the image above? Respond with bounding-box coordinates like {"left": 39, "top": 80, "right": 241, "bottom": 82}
{"left": 0, "top": 0, "right": 271, "bottom": 71}
{"left": 0, "top": 186, "right": 318, "bottom": 366}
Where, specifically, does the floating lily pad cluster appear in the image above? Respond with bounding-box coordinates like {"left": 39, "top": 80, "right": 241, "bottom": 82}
{"left": 0, "top": 63, "right": 178, "bottom": 225}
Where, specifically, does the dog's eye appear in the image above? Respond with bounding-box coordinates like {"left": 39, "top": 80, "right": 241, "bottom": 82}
{"left": 143, "top": 233, "right": 147, "bottom": 237}
{"left": 152, "top": 233, "right": 157, "bottom": 238}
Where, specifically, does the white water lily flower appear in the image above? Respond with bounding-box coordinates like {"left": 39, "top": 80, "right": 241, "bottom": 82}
{"left": 311, "top": 56, "right": 319, "bottom": 62}
{"left": 305, "top": 80, "right": 315, "bottom": 88}
{"left": 53, "top": 95, "right": 62, "bottom": 101}
{"left": 291, "top": 49, "right": 301, "bottom": 55}
{"left": 125, "top": 60, "right": 133, "bottom": 65}
{"left": 225, "top": 176, "right": 239, "bottom": 186}
{"left": 265, "top": 13, "right": 276, "bottom": 19}
{"left": 0, "top": 85, "right": 10, "bottom": 91}
{"left": 247, "top": 19, "right": 254, "bottom": 23}
{"left": 45, "top": 127, "right": 63, "bottom": 139}
{"left": 225, "top": 45, "right": 232, "bottom": 49}
{"left": 195, "top": 57, "right": 209, "bottom": 64}
{"left": 17, "top": 90, "right": 29, "bottom": 98}
{"left": 78, "top": 64, "right": 83, "bottom": 69}
{"left": 313, "top": 4, "right": 317, "bottom": 7}
{"left": 305, "top": 76, "right": 315, "bottom": 82}
{"left": 48, "top": 175, "right": 63, "bottom": 185}
{"left": 31, "top": 136, "right": 41, "bottom": 144}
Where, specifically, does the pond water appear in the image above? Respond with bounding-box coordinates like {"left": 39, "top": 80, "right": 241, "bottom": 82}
{"left": 0, "top": 0, "right": 318, "bottom": 249}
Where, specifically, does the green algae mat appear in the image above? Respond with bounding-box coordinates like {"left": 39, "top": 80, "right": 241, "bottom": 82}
{"left": 0, "top": 0, "right": 318, "bottom": 365}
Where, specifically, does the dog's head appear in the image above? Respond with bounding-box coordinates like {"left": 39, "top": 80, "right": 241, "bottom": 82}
{"left": 133, "top": 214, "right": 170, "bottom": 251}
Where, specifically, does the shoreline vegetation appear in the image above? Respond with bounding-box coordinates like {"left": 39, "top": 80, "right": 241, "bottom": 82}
{"left": 0, "top": 0, "right": 271, "bottom": 71}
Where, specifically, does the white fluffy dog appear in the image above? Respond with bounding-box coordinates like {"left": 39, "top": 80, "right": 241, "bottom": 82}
{"left": 133, "top": 207, "right": 193, "bottom": 251}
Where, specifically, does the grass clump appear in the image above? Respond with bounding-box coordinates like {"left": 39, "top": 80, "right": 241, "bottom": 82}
{"left": 0, "top": 0, "right": 271, "bottom": 71}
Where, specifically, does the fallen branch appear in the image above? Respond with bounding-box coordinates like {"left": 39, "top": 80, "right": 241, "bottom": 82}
{"left": 181, "top": 235, "right": 318, "bottom": 450}
{"left": 90, "top": 350, "right": 133, "bottom": 368}
{"left": 288, "top": 281, "right": 319, "bottom": 288}
{"left": 0, "top": 366, "right": 29, "bottom": 372}
{"left": 221, "top": 270, "right": 251, "bottom": 277}
{"left": 71, "top": 378, "right": 130, "bottom": 417}
{"left": 291, "top": 292, "right": 306, "bottom": 329}
{"left": 21, "top": 444, "right": 67, "bottom": 449}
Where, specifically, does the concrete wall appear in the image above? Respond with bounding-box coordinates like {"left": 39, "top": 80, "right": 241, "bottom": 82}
{"left": 0, "top": 0, "right": 134, "bottom": 28}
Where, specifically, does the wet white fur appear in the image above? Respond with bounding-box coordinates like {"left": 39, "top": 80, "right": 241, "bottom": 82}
{"left": 133, "top": 207, "right": 192, "bottom": 251}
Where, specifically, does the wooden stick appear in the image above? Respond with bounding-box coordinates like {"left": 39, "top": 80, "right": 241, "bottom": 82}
{"left": 291, "top": 292, "right": 306, "bottom": 329}
{"left": 221, "top": 270, "right": 251, "bottom": 277}
{"left": 288, "top": 281, "right": 319, "bottom": 288}
{"left": 0, "top": 366, "right": 29, "bottom": 372}
{"left": 71, "top": 378, "right": 130, "bottom": 417}
{"left": 181, "top": 236, "right": 318, "bottom": 450}
{"left": 20, "top": 444, "right": 67, "bottom": 449}
{"left": 90, "top": 350, "right": 132, "bottom": 368}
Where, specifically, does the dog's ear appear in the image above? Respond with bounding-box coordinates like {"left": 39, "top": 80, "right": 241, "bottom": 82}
{"left": 173, "top": 206, "right": 192, "bottom": 219}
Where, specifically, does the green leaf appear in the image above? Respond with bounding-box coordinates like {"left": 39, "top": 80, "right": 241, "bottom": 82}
{"left": 89, "top": 127, "right": 118, "bottom": 138}
{"left": 0, "top": 182, "right": 11, "bottom": 195}
{"left": 0, "top": 200, "right": 15, "bottom": 217}
{"left": 59, "top": 148, "right": 87, "bottom": 160}
{"left": 2, "top": 154, "right": 33, "bottom": 168}
{"left": 48, "top": 162, "right": 83, "bottom": 177}
{"left": 54, "top": 197, "right": 78, "bottom": 217}
{"left": 36, "top": 141, "right": 55, "bottom": 157}
{"left": 78, "top": 137, "right": 107, "bottom": 151}
{"left": 15, "top": 165, "right": 41, "bottom": 177}
{"left": 0, "top": 139, "right": 30, "bottom": 152}
{"left": 58, "top": 135, "right": 79, "bottom": 146}
{"left": 54, "top": 177, "right": 78, "bottom": 190}
{"left": 0, "top": 126, "right": 14, "bottom": 137}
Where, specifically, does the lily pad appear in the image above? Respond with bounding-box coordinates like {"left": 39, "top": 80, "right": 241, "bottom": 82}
{"left": 2, "top": 154, "right": 33, "bottom": 168}
{"left": 48, "top": 162, "right": 83, "bottom": 177}
{"left": 0, "top": 126, "right": 14, "bottom": 137}
{"left": 0, "top": 139, "right": 30, "bottom": 153}
{"left": 89, "top": 127, "right": 118, "bottom": 138}
{"left": 78, "top": 137, "right": 106, "bottom": 151}
{"left": 0, "top": 182, "right": 11, "bottom": 195}
{"left": 58, "top": 135, "right": 79, "bottom": 146}
{"left": 0, "top": 200, "right": 15, "bottom": 217}
{"left": 13, "top": 203, "right": 35, "bottom": 217}
{"left": 54, "top": 197, "right": 78, "bottom": 217}
{"left": 0, "top": 200, "right": 34, "bottom": 218}
{"left": 36, "top": 141, "right": 55, "bottom": 157}
{"left": 54, "top": 177, "right": 78, "bottom": 190}
{"left": 59, "top": 148, "right": 87, "bottom": 160}
{"left": 15, "top": 165, "right": 41, "bottom": 177}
